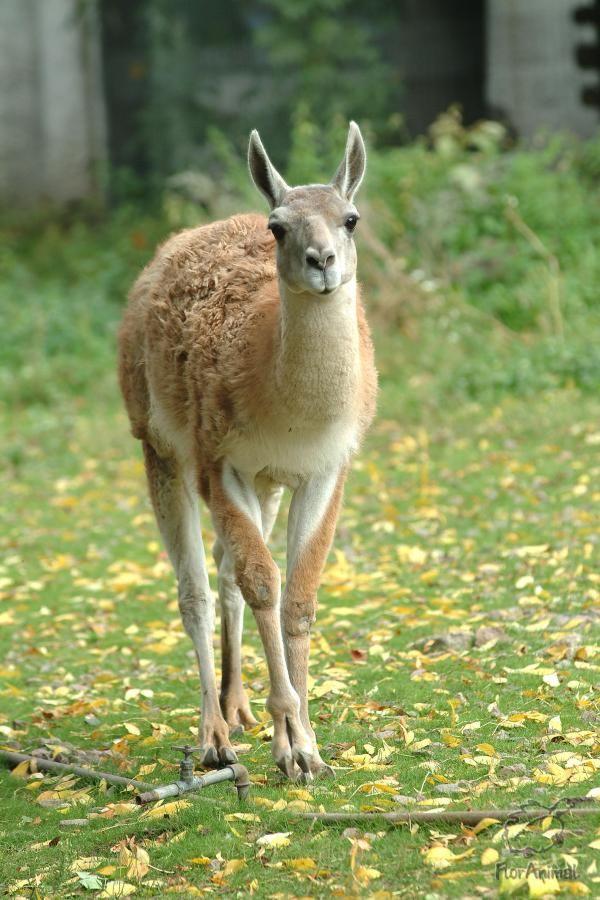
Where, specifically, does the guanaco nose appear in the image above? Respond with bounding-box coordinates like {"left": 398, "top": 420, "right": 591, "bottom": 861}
{"left": 305, "top": 247, "right": 336, "bottom": 270}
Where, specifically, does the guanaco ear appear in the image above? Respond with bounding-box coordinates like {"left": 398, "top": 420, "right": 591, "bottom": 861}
{"left": 248, "top": 130, "right": 289, "bottom": 208}
{"left": 331, "top": 121, "right": 366, "bottom": 201}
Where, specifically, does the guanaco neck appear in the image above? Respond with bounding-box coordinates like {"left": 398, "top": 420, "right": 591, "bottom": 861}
{"left": 272, "top": 277, "right": 361, "bottom": 422}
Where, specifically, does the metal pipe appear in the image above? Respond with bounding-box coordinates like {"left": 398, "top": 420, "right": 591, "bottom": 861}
{"left": 1, "top": 750, "right": 250, "bottom": 803}
{"left": 135, "top": 764, "right": 250, "bottom": 804}
{"left": 0, "top": 750, "right": 154, "bottom": 792}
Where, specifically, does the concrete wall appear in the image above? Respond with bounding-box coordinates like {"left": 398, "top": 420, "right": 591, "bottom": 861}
{"left": 487, "top": 0, "right": 598, "bottom": 138}
{"left": 0, "top": 0, "right": 107, "bottom": 208}
{"left": 386, "top": 0, "right": 486, "bottom": 137}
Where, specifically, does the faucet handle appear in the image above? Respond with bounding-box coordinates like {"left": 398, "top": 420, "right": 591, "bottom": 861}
{"left": 173, "top": 745, "right": 202, "bottom": 784}
{"left": 173, "top": 744, "right": 202, "bottom": 759}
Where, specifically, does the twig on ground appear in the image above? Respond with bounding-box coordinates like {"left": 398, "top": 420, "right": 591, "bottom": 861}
{"left": 292, "top": 805, "right": 600, "bottom": 826}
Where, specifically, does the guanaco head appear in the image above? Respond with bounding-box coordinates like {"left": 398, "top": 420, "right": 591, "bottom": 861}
{"left": 248, "top": 122, "right": 366, "bottom": 297}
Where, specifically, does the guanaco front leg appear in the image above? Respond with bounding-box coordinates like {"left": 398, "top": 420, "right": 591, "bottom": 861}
{"left": 283, "top": 466, "right": 346, "bottom": 777}
{"left": 209, "top": 463, "right": 313, "bottom": 779}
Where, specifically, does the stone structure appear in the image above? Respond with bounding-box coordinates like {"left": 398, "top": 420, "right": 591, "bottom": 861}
{"left": 0, "top": 0, "right": 597, "bottom": 208}
{"left": 487, "top": 0, "right": 598, "bottom": 138}
{"left": 0, "top": 0, "right": 106, "bottom": 208}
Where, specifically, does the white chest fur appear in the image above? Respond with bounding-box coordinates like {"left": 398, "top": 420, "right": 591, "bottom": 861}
{"left": 224, "top": 416, "right": 358, "bottom": 483}
{"left": 225, "top": 282, "right": 361, "bottom": 482}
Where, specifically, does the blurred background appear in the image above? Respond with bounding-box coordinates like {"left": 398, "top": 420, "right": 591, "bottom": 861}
{"left": 2, "top": 7, "right": 600, "bottom": 887}
{"left": 0, "top": 0, "right": 599, "bottom": 415}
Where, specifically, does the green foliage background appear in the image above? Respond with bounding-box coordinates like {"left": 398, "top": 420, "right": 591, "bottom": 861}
{"left": 2, "top": 111, "right": 599, "bottom": 415}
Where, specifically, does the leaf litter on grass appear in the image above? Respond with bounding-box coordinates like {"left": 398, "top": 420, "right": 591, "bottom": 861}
{"left": 1, "top": 395, "right": 600, "bottom": 896}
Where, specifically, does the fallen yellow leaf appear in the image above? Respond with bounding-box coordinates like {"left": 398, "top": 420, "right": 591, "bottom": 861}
{"left": 118, "top": 845, "right": 149, "bottom": 880}
{"left": 547, "top": 716, "right": 562, "bottom": 734}
{"left": 98, "top": 881, "right": 137, "bottom": 898}
{"left": 423, "top": 845, "right": 473, "bottom": 870}
{"left": 9, "top": 759, "right": 31, "bottom": 779}
{"left": 527, "top": 872, "right": 559, "bottom": 897}
{"left": 222, "top": 859, "right": 246, "bottom": 876}
{"left": 471, "top": 817, "right": 501, "bottom": 835}
{"left": 139, "top": 799, "right": 191, "bottom": 819}
{"left": 498, "top": 870, "right": 526, "bottom": 895}
{"left": 312, "top": 679, "right": 347, "bottom": 699}
{"left": 225, "top": 812, "right": 260, "bottom": 822}
{"left": 283, "top": 858, "right": 317, "bottom": 871}
{"left": 256, "top": 832, "right": 291, "bottom": 848}
{"left": 69, "top": 857, "right": 103, "bottom": 872}
{"left": 354, "top": 865, "right": 382, "bottom": 885}
{"left": 476, "top": 743, "right": 497, "bottom": 757}
{"left": 287, "top": 788, "right": 312, "bottom": 801}
{"left": 561, "top": 882, "right": 590, "bottom": 895}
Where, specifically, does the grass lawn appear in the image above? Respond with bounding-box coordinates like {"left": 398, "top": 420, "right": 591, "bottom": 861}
{"left": 1, "top": 349, "right": 599, "bottom": 897}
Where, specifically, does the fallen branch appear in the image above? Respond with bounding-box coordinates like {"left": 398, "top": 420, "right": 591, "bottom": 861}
{"left": 293, "top": 805, "right": 600, "bottom": 826}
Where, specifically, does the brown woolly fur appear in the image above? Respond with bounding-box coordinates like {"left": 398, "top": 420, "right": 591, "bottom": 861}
{"left": 119, "top": 213, "right": 376, "bottom": 470}
{"left": 118, "top": 122, "right": 376, "bottom": 778}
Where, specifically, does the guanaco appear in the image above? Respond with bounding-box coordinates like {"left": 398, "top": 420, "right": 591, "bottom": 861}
{"left": 118, "top": 123, "right": 377, "bottom": 780}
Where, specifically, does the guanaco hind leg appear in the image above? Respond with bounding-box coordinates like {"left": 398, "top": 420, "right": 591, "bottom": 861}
{"left": 142, "top": 441, "right": 236, "bottom": 767}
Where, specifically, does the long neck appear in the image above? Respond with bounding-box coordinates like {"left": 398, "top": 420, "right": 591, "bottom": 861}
{"left": 273, "top": 277, "right": 361, "bottom": 421}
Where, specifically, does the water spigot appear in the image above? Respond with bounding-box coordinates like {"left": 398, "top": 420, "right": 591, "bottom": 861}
{"left": 173, "top": 744, "right": 202, "bottom": 784}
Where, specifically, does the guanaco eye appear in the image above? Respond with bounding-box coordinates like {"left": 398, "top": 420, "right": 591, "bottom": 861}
{"left": 344, "top": 214, "right": 359, "bottom": 232}
{"left": 268, "top": 222, "right": 286, "bottom": 241}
